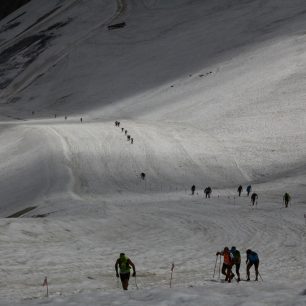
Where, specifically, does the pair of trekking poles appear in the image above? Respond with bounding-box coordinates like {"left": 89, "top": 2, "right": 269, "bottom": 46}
{"left": 116, "top": 275, "right": 139, "bottom": 290}
{"left": 213, "top": 255, "right": 263, "bottom": 282}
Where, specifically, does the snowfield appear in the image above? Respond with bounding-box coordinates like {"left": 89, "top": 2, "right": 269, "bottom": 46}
{"left": 0, "top": 0, "right": 305, "bottom": 305}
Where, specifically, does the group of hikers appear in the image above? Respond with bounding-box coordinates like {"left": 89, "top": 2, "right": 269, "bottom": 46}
{"left": 191, "top": 184, "right": 291, "bottom": 207}
{"left": 216, "top": 247, "right": 260, "bottom": 283}
{"left": 115, "top": 248, "right": 261, "bottom": 291}
{"left": 191, "top": 185, "right": 212, "bottom": 198}
{"left": 115, "top": 121, "right": 134, "bottom": 144}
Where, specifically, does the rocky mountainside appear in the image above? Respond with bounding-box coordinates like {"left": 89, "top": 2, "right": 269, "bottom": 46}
{"left": 0, "top": 0, "right": 31, "bottom": 20}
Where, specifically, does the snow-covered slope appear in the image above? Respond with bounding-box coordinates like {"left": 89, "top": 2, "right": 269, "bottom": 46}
{"left": 0, "top": 0, "right": 305, "bottom": 305}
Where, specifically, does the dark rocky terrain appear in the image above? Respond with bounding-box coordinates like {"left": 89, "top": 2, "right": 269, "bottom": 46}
{"left": 0, "top": 0, "right": 31, "bottom": 20}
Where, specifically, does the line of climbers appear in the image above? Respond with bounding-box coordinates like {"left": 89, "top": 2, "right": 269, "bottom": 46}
{"left": 115, "top": 121, "right": 134, "bottom": 144}
{"left": 191, "top": 184, "right": 291, "bottom": 207}
{"left": 216, "top": 247, "right": 260, "bottom": 283}
{"left": 31, "top": 111, "right": 83, "bottom": 122}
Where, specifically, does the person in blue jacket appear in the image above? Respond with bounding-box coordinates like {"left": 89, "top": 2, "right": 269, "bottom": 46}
{"left": 246, "top": 185, "right": 252, "bottom": 196}
{"left": 246, "top": 249, "right": 259, "bottom": 281}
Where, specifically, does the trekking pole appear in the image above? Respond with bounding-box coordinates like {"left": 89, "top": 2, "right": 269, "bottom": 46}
{"left": 258, "top": 271, "right": 263, "bottom": 282}
{"left": 213, "top": 255, "right": 218, "bottom": 278}
{"left": 134, "top": 275, "right": 139, "bottom": 289}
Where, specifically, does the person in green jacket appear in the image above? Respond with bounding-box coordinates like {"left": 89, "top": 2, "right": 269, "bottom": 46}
{"left": 115, "top": 253, "right": 136, "bottom": 290}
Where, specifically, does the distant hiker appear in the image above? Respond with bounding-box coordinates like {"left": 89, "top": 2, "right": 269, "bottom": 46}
{"left": 121, "top": 128, "right": 124, "bottom": 132}
{"left": 246, "top": 249, "right": 259, "bottom": 281}
{"left": 65, "top": 116, "right": 67, "bottom": 120}
{"left": 246, "top": 185, "right": 252, "bottom": 196}
{"left": 118, "top": 121, "right": 120, "bottom": 127}
{"left": 283, "top": 192, "right": 291, "bottom": 208}
{"left": 237, "top": 185, "right": 243, "bottom": 197}
{"left": 31, "top": 111, "right": 35, "bottom": 115}
{"left": 250, "top": 192, "right": 258, "bottom": 206}
{"left": 125, "top": 130, "right": 128, "bottom": 135}
{"left": 140, "top": 172, "right": 146, "bottom": 180}
{"left": 131, "top": 138, "right": 134, "bottom": 144}
{"left": 127, "top": 135, "right": 131, "bottom": 141}
{"left": 115, "top": 253, "right": 136, "bottom": 290}
{"left": 115, "top": 121, "right": 118, "bottom": 126}
{"left": 216, "top": 247, "right": 234, "bottom": 282}
{"left": 191, "top": 185, "right": 196, "bottom": 195}
{"left": 80, "top": 117, "right": 83, "bottom": 123}
{"left": 230, "top": 246, "right": 241, "bottom": 282}
{"left": 204, "top": 186, "right": 212, "bottom": 198}
{"left": 54, "top": 114, "right": 57, "bottom": 118}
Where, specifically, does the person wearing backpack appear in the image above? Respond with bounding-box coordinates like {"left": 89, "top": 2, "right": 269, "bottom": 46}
{"left": 115, "top": 253, "right": 136, "bottom": 290}
{"left": 250, "top": 192, "right": 258, "bottom": 206}
{"left": 246, "top": 249, "right": 259, "bottom": 281}
{"left": 246, "top": 185, "right": 252, "bottom": 196}
{"left": 237, "top": 185, "right": 243, "bottom": 197}
{"left": 230, "top": 246, "right": 241, "bottom": 281}
{"left": 204, "top": 186, "right": 212, "bottom": 198}
{"left": 283, "top": 192, "right": 291, "bottom": 208}
{"left": 191, "top": 185, "right": 196, "bottom": 195}
{"left": 216, "top": 247, "right": 234, "bottom": 282}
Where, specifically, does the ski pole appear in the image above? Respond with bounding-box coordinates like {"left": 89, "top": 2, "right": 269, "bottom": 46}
{"left": 213, "top": 255, "right": 218, "bottom": 278}
{"left": 134, "top": 275, "right": 139, "bottom": 289}
{"left": 258, "top": 271, "right": 263, "bottom": 282}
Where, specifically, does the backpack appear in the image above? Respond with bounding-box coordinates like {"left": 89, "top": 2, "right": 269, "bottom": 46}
{"left": 231, "top": 250, "right": 241, "bottom": 264}
{"left": 118, "top": 256, "right": 131, "bottom": 273}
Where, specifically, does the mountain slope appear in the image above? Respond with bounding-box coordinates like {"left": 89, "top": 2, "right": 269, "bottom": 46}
{"left": 0, "top": 1, "right": 305, "bottom": 305}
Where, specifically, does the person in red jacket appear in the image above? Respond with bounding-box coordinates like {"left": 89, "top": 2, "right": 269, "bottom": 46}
{"left": 216, "top": 247, "right": 234, "bottom": 282}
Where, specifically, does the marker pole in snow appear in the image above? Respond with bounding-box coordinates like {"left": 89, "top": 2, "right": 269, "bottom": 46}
{"left": 169, "top": 263, "right": 175, "bottom": 288}
{"left": 42, "top": 276, "right": 48, "bottom": 297}
{"left": 213, "top": 255, "right": 218, "bottom": 278}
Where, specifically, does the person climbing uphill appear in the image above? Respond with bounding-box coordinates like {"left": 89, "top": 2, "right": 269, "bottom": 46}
{"left": 246, "top": 249, "right": 260, "bottom": 281}
{"left": 283, "top": 192, "right": 291, "bottom": 208}
{"left": 246, "top": 185, "right": 252, "bottom": 196}
{"left": 230, "top": 246, "right": 241, "bottom": 282}
{"left": 237, "top": 185, "right": 243, "bottom": 197}
{"left": 216, "top": 247, "right": 234, "bottom": 282}
{"left": 251, "top": 192, "right": 258, "bottom": 206}
{"left": 191, "top": 185, "right": 196, "bottom": 195}
{"left": 115, "top": 253, "right": 136, "bottom": 290}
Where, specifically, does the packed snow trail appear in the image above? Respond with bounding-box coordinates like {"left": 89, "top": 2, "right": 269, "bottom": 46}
{"left": 0, "top": 187, "right": 305, "bottom": 303}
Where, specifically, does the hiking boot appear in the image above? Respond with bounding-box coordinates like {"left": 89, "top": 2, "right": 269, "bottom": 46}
{"left": 237, "top": 277, "right": 240, "bottom": 282}
{"left": 255, "top": 278, "right": 258, "bottom": 281}
{"left": 246, "top": 278, "right": 250, "bottom": 281}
